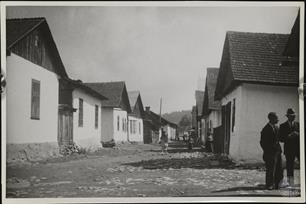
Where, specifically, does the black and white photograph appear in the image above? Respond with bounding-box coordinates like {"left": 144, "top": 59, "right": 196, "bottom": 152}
{"left": 1, "top": 1, "right": 305, "bottom": 203}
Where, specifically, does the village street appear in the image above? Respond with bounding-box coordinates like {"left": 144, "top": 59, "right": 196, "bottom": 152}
{"left": 6, "top": 141, "right": 301, "bottom": 198}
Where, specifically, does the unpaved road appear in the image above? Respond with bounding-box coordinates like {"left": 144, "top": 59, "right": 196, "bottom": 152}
{"left": 6, "top": 141, "right": 301, "bottom": 198}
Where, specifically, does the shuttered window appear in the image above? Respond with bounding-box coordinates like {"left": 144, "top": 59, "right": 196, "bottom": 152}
{"left": 232, "top": 98, "right": 236, "bottom": 132}
{"left": 122, "top": 118, "right": 125, "bottom": 131}
{"left": 95, "top": 105, "right": 98, "bottom": 129}
{"left": 117, "top": 116, "right": 120, "bottom": 131}
{"left": 31, "top": 79, "right": 40, "bottom": 120}
{"left": 78, "top": 98, "right": 83, "bottom": 127}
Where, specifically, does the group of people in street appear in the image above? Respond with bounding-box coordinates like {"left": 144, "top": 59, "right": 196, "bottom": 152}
{"left": 260, "top": 108, "right": 300, "bottom": 190}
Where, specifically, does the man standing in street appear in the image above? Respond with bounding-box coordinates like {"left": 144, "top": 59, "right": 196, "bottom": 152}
{"left": 260, "top": 112, "right": 283, "bottom": 190}
{"left": 279, "top": 108, "right": 300, "bottom": 187}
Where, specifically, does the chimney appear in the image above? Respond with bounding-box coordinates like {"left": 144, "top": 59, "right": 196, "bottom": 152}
{"left": 145, "top": 106, "right": 150, "bottom": 113}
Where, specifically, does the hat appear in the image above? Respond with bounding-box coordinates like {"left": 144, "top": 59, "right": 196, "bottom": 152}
{"left": 268, "top": 112, "right": 278, "bottom": 120}
{"left": 286, "top": 108, "right": 296, "bottom": 116}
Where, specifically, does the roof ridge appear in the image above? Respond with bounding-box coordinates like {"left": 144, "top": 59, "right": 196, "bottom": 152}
{"left": 226, "top": 30, "right": 290, "bottom": 36}
{"left": 85, "top": 81, "right": 125, "bottom": 84}
{"left": 7, "top": 17, "right": 46, "bottom": 22}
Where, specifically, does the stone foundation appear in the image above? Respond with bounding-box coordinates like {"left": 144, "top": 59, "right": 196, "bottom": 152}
{"left": 7, "top": 142, "right": 61, "bottom": 163}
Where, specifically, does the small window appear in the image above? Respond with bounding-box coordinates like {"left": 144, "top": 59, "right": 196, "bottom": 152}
{"left": 95, "top": 105, "right": 98, "bottom": 129}
{"left": 78, "top": 98, "right": 83, "bottom": 127}
{"left": 232, "top": 98, "right": 236, "bottom": 132}
{"left": 139, "top": 122, "right": 141, "bottom": 134}
{"left": 122, "top": 118, "right": 125, "bottom": 131}
{"left": 31, "top": 79, "right": 40, "bottom": 120}
{"left": 117, "top": 116, "right": 120, "bottom": 131}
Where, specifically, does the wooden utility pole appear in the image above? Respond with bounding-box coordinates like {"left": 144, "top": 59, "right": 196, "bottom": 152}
{"left": 159, "top": 97, "right": 162, "bottom": 135}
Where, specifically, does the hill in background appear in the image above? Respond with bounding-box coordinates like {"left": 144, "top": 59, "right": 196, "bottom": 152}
{"left": 162, "top": 110, "right": 192, "bottom": 125}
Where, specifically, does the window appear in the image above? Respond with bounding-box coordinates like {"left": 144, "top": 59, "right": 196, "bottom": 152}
{"left": 122, "top": 118, "right": 125, "bottom": 131}
{"left": 117, "top": 116, "right": 120, "bottom": 131}
{"left": 31, "top": 79, "right": 40, "bottom": 120}
{"left": 95, "top": 105, "right": 98, "bottom": 129}
{"left": 78, "top": 98, "right": 83, "bottom": 127}
{"left": 139, "top": 122, "right": 141, "bottom": 134}
{"left": 232, "top": 98, "right": 236, "bottom": 132}
{"left": 130, "top": 120, "right": 133, "bottom": 134}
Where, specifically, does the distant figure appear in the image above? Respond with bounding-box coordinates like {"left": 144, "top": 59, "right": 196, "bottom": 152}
{"left": 188, "top": 129, "right": 195, "bottom": 150}
{"left": 260, "top": 112, "right": 283, "bottom": 190}
{"left": 160, "top": 130, "right": 168, "bottom": 154}
{"left": 279, "top": 108, "right": 300, "bottom": 187}
{"left": 207, "top": 131, "right": 214, "bottom": 153}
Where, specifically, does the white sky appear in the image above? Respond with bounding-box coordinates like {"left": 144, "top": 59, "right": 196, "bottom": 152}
{"left": 6, "top": 5, "right": 299, "bottom": 113}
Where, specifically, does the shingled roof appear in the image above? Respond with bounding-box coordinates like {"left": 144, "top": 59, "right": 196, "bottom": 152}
{"left": 85, "top": 81, "right": 131, "bottom": 112}
{"left": 64, "top": 79, "right": 108, "bottom": 101}
{"left": 145, "top": 110, "right": 178, "bottom": 129}
{"left": 6, "top": 17, "right": 68, "bottom": 78}
{"left": 203, "top": 68, "right": 221, "bottom": 116}
{"left": 195, "top": 90, "right": 204, "bottom": 117}
{"left": 215, "top": 31, "right": 299, "bottom": 100}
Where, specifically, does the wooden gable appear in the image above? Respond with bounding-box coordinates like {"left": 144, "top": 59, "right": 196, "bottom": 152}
{"left": 7, "top": 18, "right": 68, "bottom": 78}
{"left": 119, "top": 84, "right": 132, "bottom": 113}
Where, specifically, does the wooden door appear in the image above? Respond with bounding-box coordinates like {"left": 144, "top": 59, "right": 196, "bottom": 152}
{"left": 223, "top": 102, "right": 231, "bottom": 154}
{"left": 58, "top": 109, "right": 73, "bottom": 146}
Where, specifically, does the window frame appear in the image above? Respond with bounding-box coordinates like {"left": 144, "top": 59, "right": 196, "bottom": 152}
{"left": 78, "top": 98, "right": 83, "bottom": 127}
{"left": 95, "top": 105, "right": 99, "bottom": 129}
{"left": 232, "top": 98, "right": 236, "bottom": 132}
{"left": 30, "top": 79, "right": 40, "bottom": 120}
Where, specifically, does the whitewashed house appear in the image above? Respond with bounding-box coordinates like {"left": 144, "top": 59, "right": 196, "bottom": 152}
{"left": 202, "top": 68, "right": 221, "bottom": 149}
{"left": 127, "top": 91, "right": 145, "bottom": 142}
{"left": 215, "top": 28, "right": 299, "bottom": 162}
{"left": 59, "top": 79, "right": 107, "bottom": 151}
{"left": 85, "top": 82, "right": 131, "bottom": 144}
{"left": 6, "top": 18, "right": 69, "bottom": 159}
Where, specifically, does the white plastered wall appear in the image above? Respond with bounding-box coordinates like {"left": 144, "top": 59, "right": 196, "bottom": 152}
{"left": 72, "top": 89, "right": 102, "bottom": 151}
{"left": 7, "top": 53, "right": 59, "bottom": 144}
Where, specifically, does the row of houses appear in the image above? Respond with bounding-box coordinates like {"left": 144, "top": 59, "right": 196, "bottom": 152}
{"left": 6, "top": 17, "right": 177, "bottom": 155}
{"left": 192, "top": 12, "right": 300, "bottom": 162}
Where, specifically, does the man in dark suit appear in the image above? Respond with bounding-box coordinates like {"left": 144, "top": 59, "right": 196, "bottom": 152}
{"left": 260, "top": 112, "right": 283, "bottom": 190}
{"left": 279, "top": 108, "right": 300, "bottom": 187}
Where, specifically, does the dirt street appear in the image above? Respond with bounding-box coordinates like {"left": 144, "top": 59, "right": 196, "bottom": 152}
{"left": 6, "top": 141, "right": 301, "bottom": 198}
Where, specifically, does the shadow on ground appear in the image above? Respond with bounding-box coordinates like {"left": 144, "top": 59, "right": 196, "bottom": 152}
{"left": 212, "top": 184, "right": 266, "bottom": 193}
{"left": 123, "top": 156, "right": 235, "bottom": 170}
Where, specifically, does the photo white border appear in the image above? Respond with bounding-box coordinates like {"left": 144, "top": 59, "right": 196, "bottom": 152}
{"left": 1, "top": 1, "right": 305, "bottom": 203}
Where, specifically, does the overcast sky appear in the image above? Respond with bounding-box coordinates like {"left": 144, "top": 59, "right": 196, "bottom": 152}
{"left": 6, "top": 5, "right": 299, "bottom": 113}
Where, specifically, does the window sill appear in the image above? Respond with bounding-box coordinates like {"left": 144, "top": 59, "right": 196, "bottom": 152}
{"left": 31, "top": 117, "right": 40, "bottom": 120}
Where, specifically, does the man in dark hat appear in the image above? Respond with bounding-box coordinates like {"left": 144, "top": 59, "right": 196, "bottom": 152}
{"left": 260, "top": 112, "right": 283, "bottom": 190}
{"left": 279, "top": 108, "right": 300, "bottom": 187}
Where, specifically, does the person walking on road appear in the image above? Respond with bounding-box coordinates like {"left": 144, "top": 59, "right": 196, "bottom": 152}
{"left": 207, "top": 131, "right": 214, "bottom": 153}
{"left": 260, "top": 112, "right": 283, "bottom": 190}
{"left": 279, "top": 108, "right": 300, "bottom": 187}
{"left": 160, "top": 129, "right": 168, "bottom": 154}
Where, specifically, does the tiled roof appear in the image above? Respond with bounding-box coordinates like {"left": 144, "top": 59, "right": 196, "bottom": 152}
{"left": 6, "top": 17, "right": 68, "bottom": 78}
{"left": 204, "top": 68, "right": 221, "bottom": 115}
{"left": 215, "top": 31, "right": 299, "bottom": 99}
{"left": 65, "top": 79, "right": 108, "bottom": 101}
{"left": 85, "top": 81, "right": 127, "bottom": 108}
{"left": 144, "top": 110, "right": 177, "bottom": 128}
{"left": 128, "top": 91, "right": 140, "bottom": 111}
{"left": 195, "top": 90, "right": 204, "bottom": 116}
{"left": 228, "top": 31, "right": 298, "bottom": 84}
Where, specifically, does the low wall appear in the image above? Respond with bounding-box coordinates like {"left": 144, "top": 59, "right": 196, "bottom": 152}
{"left": 7, "top": 142, "right": 61, "bottom": 163}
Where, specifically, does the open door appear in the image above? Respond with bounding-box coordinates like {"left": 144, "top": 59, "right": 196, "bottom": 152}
{"left": 221, "top": 101, "right": 231, "bottom": 154}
